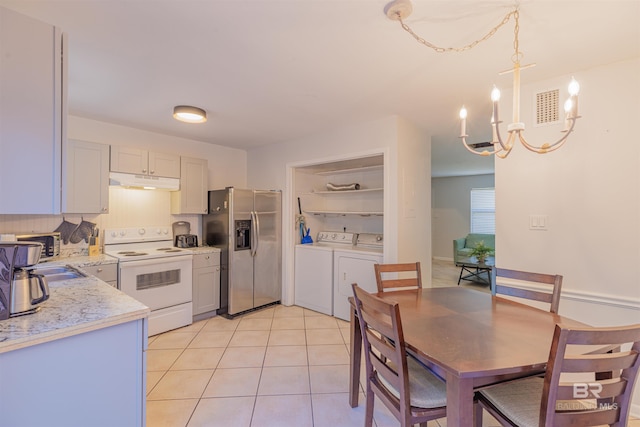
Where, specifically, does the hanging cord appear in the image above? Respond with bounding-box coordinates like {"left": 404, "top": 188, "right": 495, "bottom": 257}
{"left": 395, "top": 8, "right": 518, "bottom": 53}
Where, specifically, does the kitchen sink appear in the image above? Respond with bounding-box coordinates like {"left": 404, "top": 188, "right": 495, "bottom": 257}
{"left": 31, "top": 265, "right": 87, "bottom": 282}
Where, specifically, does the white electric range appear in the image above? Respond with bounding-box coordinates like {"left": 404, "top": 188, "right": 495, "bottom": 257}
{"left": 104, "top": 226, "right": 193, "bottom": 336}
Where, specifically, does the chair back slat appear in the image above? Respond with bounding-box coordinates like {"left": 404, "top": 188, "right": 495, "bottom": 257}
{"left": 556, "top": 379, "right": 627, "bottom": 400}
{"left": 494, "top": 284, "right": 554, "bottom": 304}
{"left": 540, "top": 324, "right": 640, "bottom": 426}
{"left": 374, "top": 262, "right": 422, "bottom": 293}
{"left": 491, "top": 267, "right": 563, "bottom": 313}
{"left": 563, "top": 351, "right": 639, "bottom": 373}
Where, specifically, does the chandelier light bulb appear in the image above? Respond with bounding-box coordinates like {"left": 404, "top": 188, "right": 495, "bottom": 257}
{"left": 459, "top": 106, "right": 468, "bottom": 137}
{"left": 568, "top": 78, "right": 580, "bottom": 96}
{"left": 564, "top": 99, "right": 573, "bottom": 114}
{"left": 491, "top": 86, "right": 501, "bottom": 102}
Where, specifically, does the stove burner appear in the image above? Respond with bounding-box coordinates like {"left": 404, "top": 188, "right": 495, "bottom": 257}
{"left": 124, "top": 252, "right": 148, "bottom": 256}
{"left": 118, "top": 251, "right": 137, "bottom": 255}
{"left": 157, "top": 247, "right": 172, "bottom": 251}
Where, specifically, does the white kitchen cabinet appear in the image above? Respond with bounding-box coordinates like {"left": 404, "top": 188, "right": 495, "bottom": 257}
{"left": 192, "top": 251, "right": 220, "bottom": 317}
{"left": 62, "top": 139, "right": 109, "bottom": 214}
{"left": 82, "top": 263, "right": 118, "bottom": 287}
{"left": 0, "top": 7, "right": 65, "bottom": 214}
{"left": 110, "top": 146, "right": 180, "bottom": 178}
{"left": 171, "top": 156, "right": 208, "bottom": 214}
{"left": 0, "top": 318, "right": 147, "bottom": 427}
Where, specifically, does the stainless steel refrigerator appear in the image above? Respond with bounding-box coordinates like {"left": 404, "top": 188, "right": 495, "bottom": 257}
{"left": 203, "top": 188, "right": 282, "bottom": 317}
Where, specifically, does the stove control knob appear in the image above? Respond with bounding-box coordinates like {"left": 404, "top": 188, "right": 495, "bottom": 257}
{"left": 138, "top": 228, "right": 146, "bottom": 235}
{"left": 331, "top": 233, "right": 337, "bottom": 240}
{"left": 111, "top": 231, "right": 117, "bottom": 237}
{"left": 119, "top": 230, "right": 126, "bottom": 237}
{"left": 163, "top": 229, "right": 169, "bottom": 235}
{"left": 155, "top": 228, "right": 161, "bottom": 235}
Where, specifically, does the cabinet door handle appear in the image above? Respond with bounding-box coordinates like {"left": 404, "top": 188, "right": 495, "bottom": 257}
{"left": 150, "top": 170, "right": 155, "bottom": 174}
{"left": 142, "top": 168, "right": 147, "bottom": 173}
{"left": 216, "top": 267, "right": 220, "bottom": 271}
{"left": 205, "top": 256, "right": 209, "bottom": 260}
{"left": 97, "top": 268, "right": 103, "bottom": 273}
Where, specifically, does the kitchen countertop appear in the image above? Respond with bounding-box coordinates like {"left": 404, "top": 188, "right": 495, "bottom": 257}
{"left": 184, "top": 246, "right": 221, "bottom": 255}
{"left": 40, "top": 253, "right": 118, "bottom": 268}
{"left": 0, "top": 265, "right": 149, "bottom": 354}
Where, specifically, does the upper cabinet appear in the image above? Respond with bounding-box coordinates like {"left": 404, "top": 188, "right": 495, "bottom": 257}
{"left": 0, "top": 7, "right": 65, "bottom": 214}
{"left": 62, "top": 140, "right": 109, "bottom": 214}
{"left": 171, "top": 157, "right": 208, "bottom": 214}
{"left": 110, "top": 146, "right": 180, "bottom": 178}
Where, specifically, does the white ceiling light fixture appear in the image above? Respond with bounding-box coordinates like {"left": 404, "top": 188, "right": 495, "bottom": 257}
{"left": 385, "top": 0, "right": 580, "bottom": 158}
{"left": 173, "top": 105, "right": 207, "bottom": 124}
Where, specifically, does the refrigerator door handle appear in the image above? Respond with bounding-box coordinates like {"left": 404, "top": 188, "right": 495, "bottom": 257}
{"left": 251, "top": 211, "right": 260, "bottom": 257}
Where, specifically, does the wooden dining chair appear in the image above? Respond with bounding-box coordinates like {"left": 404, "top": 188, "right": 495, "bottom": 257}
{"left": 491, "top": 267, "right": 563, "bottom": 313}
{"left": 474, "top": 323, "right": 640, "bottom": 427}
{"left": 374, "top": 262, "right": 422, "bottom": 293}
{"left": 351, "top": 283, "right": 446, "bottom": 427}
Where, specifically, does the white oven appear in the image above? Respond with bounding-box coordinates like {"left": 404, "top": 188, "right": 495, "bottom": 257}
{"left": 104, "top": 227, "right": 194, "bottom": 336}
{"left": 119, "top": 255, "right": 192, "bottom": 310}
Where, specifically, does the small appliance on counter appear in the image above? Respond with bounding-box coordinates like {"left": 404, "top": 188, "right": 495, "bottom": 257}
{"left": 15, "top": 232, "right": 61, "bottom": 261}
{"left": 172, "top": 221, "right": 198, "bottom": 248}
{"left": 0, "top": 242, "right": 50, "bottom": 320}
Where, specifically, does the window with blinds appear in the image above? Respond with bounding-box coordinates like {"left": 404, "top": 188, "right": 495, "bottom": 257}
{"left": 470, "top": 188, "right": 495, "bottom": 234}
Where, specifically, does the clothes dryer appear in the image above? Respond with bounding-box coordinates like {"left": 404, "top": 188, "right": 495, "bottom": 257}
{"left": 294, "top": 231, "right": 355, "bottom": 316}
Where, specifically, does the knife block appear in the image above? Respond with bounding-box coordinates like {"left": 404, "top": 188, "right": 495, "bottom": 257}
{"left": 89, "top": 237, "right": 100, "bottom": 256}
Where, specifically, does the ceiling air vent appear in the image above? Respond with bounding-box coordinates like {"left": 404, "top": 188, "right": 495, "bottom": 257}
{"left": 535, "top": 89, "right": 560, "bottom": 125}
{"left": 470, "top": 142, "right": 494, "bottom": 149}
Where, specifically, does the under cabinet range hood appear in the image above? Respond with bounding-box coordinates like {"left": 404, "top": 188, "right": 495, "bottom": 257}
{"left": 109, "top": 172, "right": 180, "bottom": 191}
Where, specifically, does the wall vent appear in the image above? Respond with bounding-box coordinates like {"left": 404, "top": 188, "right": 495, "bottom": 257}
{"left": 535, "top": 89, "right": 560, "bottom": 125}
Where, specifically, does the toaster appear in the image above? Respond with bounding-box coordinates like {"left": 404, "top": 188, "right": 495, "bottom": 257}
{"left": 175, "top": 234, "right": 198, "bottom": 248}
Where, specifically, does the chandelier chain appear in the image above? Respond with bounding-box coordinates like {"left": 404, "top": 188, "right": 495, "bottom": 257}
{"left": 396, "top": 9, "right": 518, "bottom": 53}
{"left": 512, "top": 10, "right": 523, "bottom": 63}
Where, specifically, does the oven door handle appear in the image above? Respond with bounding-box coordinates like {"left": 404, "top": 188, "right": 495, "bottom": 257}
{"left": 117, "top": 254, "right": 193, "bottom": 268}
{"left": 251, "top": 211, "right": 259, "bottom": 257}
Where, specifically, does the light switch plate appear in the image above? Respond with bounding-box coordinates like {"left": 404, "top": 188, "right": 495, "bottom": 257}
{"left": 529, "top": 214, "right": 548, "bottom": 230}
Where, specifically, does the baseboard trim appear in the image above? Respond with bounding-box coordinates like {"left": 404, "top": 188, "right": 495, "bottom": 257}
{"left": 433, "top": 256, "right": 454, "bottom": 262}
{"left": 498, "top": 278, "right": 640, "bottom": 311}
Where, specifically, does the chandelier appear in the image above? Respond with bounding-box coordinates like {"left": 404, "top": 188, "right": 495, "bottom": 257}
{"left": 385, "top": 0, "right": 580, "bottom": 158}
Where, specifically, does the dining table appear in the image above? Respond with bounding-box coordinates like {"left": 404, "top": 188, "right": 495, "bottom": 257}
{"left": 348, "top": 286, "right": 588, "bottom": 427}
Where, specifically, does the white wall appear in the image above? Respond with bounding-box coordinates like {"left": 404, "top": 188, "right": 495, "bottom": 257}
{"left": 495, "top": 58, "right": 640, "bottom": 414}
{"left": 396, "top": 118, "right": 431, "bottom": 269}
{"left": 246, "top": 115, "right": 431, "bottom": 304}
{"left": 431, "top": 174, "right": 495, "bottom": 260}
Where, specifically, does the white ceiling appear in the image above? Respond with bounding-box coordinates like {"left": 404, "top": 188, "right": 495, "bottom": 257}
{"left": 1, "top": 0, "right": 638, "bottom": 177}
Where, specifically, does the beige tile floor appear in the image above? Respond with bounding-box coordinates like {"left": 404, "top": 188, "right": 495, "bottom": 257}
{"left": 146, "top": 259, "right": 640, "bottom": 427}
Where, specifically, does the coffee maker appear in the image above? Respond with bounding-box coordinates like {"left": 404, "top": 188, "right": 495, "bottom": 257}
{"left": 0, "top": 242, "right": 50, "bottom": 320}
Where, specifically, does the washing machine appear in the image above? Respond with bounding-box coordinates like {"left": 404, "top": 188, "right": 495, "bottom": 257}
{"left": 294, "top": 231, "right": 356, "bottom": 316}
{"left": 333, "top": 233, "right": 384, "bottom": 321}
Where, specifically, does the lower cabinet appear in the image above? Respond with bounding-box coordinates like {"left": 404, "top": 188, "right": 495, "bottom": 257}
{"left": 81, "top": 263, "right": 118, "bottom": 287}
{"left": 0, "top": 318, "right": 147, "bottom": 427}
{"left": 193, "top": 252, "right": 220, "bottom": 317}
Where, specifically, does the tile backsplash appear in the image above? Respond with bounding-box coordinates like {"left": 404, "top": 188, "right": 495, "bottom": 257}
{"left": 0, "top": 187, "right": 201, "bottom": 257}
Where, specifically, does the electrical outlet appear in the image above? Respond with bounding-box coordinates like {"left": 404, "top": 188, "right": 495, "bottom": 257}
{"left": 529, "top": 214, "right": 548, "bottom": 230}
